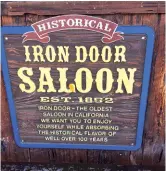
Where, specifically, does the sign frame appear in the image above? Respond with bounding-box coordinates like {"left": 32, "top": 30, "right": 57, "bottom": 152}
{"left": 1, "top": 25, "right": 155, "bottom": 150}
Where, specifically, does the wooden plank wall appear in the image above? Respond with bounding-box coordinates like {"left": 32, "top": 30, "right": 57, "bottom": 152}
{"left": 1, "top": 1, "right": 165, "bottom": 166}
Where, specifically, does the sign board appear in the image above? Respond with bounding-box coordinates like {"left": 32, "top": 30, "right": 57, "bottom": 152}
{"left": 2, "top": 15, "right": 155, "bottom": 150}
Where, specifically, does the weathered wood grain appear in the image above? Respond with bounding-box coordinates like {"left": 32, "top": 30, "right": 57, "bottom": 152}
{"left": 142, "top": 14, "right": 165, "bottom": 166}
{"left": 24, "top": 14, "right": 88, "bottom": 164}
{"left": 29, "top": 149, "right": 51, "bottom": 163}
{"left": 50, "top": 149, "right": 87, "bottom": 164}
{"left": 1, "top": 15, "right": 52, "bottom": 164}
{"left": 1, "top": 74, "right": 30, "bottom": 162}
{"left": 1, "top": 15, "right": 26, "bottom": 26}
{"left": 129, "top": 14, "right": 144, "bottom": 166}
{"left": 1, "top": 4, "right": 165, "bottom": 166}
{"left": 1, "top": 16, "right": 30, "bottom": 163}
{"left": 24, "top": 14, "right": 54, "bottom": 163}
{"left": 95, "top": 14, "right": 132, "bottom": 166}
{"left": 1, "top": 1, "right": 165, "bottom": 16}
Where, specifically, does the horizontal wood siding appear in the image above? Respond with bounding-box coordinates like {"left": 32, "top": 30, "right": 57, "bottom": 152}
{"left": 2, "top": 2, "right": 165, "bottom": 15}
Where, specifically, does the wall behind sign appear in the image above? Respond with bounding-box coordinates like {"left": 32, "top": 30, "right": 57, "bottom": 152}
{"left": 1, "top": 1, "right": 165, "bottom": 166}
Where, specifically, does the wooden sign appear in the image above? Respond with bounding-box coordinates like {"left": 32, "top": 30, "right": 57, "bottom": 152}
{"left": 2, "top": 15, "right": 155, "bottom": 150}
